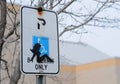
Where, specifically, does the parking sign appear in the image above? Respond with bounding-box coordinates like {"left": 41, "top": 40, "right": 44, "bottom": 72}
{"left": 21, "top": 6, "right": 59, "bottom": 74}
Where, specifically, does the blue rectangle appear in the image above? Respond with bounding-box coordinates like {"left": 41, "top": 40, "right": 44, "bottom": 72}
{"left": 33, "top": 36, "right": 49, "bottom": 56}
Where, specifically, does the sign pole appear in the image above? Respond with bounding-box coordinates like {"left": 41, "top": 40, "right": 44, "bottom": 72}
{"left": 35, "top": 7, "right": 46, "bottom": 84}
{"left": 36, "top": 75, "right": 46, "bottom": 84}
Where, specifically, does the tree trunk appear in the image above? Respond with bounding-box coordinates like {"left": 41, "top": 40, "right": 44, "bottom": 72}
{"left": 0, "top": 0, "right": 6, "bottom": 56}
{"left": 0, "top": 0, "right": 6, "bottom": 82}
{"left": 9, "top": 55, "right": 21, "bottom": 84}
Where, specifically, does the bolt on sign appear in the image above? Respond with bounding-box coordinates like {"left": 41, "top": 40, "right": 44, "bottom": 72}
{"left": 20, "top": 6, "right": 59, "bottom": 74}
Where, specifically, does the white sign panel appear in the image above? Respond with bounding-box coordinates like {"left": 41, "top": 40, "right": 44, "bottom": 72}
{"left": 21, "top": 6, "right": 59, "bottom": 74}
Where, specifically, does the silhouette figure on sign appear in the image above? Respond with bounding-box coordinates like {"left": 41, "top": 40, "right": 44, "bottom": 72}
{"left": 30, "top": 43, "right": 54, "bottom": 63}
{"left": 30, "top": 43, "right": 41, "bottom": 62}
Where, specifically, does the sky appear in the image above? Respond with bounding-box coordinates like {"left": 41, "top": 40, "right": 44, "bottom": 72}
{"left": 82, "top": 28, "right": 120, "bottom": 57}
{"left": 61, "top": 27, "right": 120, "bottom": 57}
{"left": 7, "top": 0, "right": 120, "bottom": 57}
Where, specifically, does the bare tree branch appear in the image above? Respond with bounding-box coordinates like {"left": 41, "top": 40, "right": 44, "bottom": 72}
{"left": 94, "top": 0, "right": 120, "bottom": 3}
{"left": 59, "top": 0, "right": 109, "bottom": 36}
{"left": 57, "top": 0, "right": 75, "bottom": 15}
{"left": 52, "top": 0, "right": 62, "bottom": 9}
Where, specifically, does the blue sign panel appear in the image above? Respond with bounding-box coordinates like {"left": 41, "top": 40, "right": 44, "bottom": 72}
{"left": 30, "top": 36, "right": 54, "bottom": 63}
{"left": 33, "top": 36, "right": 49, "bottom": 56}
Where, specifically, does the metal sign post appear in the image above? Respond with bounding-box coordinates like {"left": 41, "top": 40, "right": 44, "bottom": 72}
{"left": 36, "top": 75, "right": 46, "bottom": 84}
